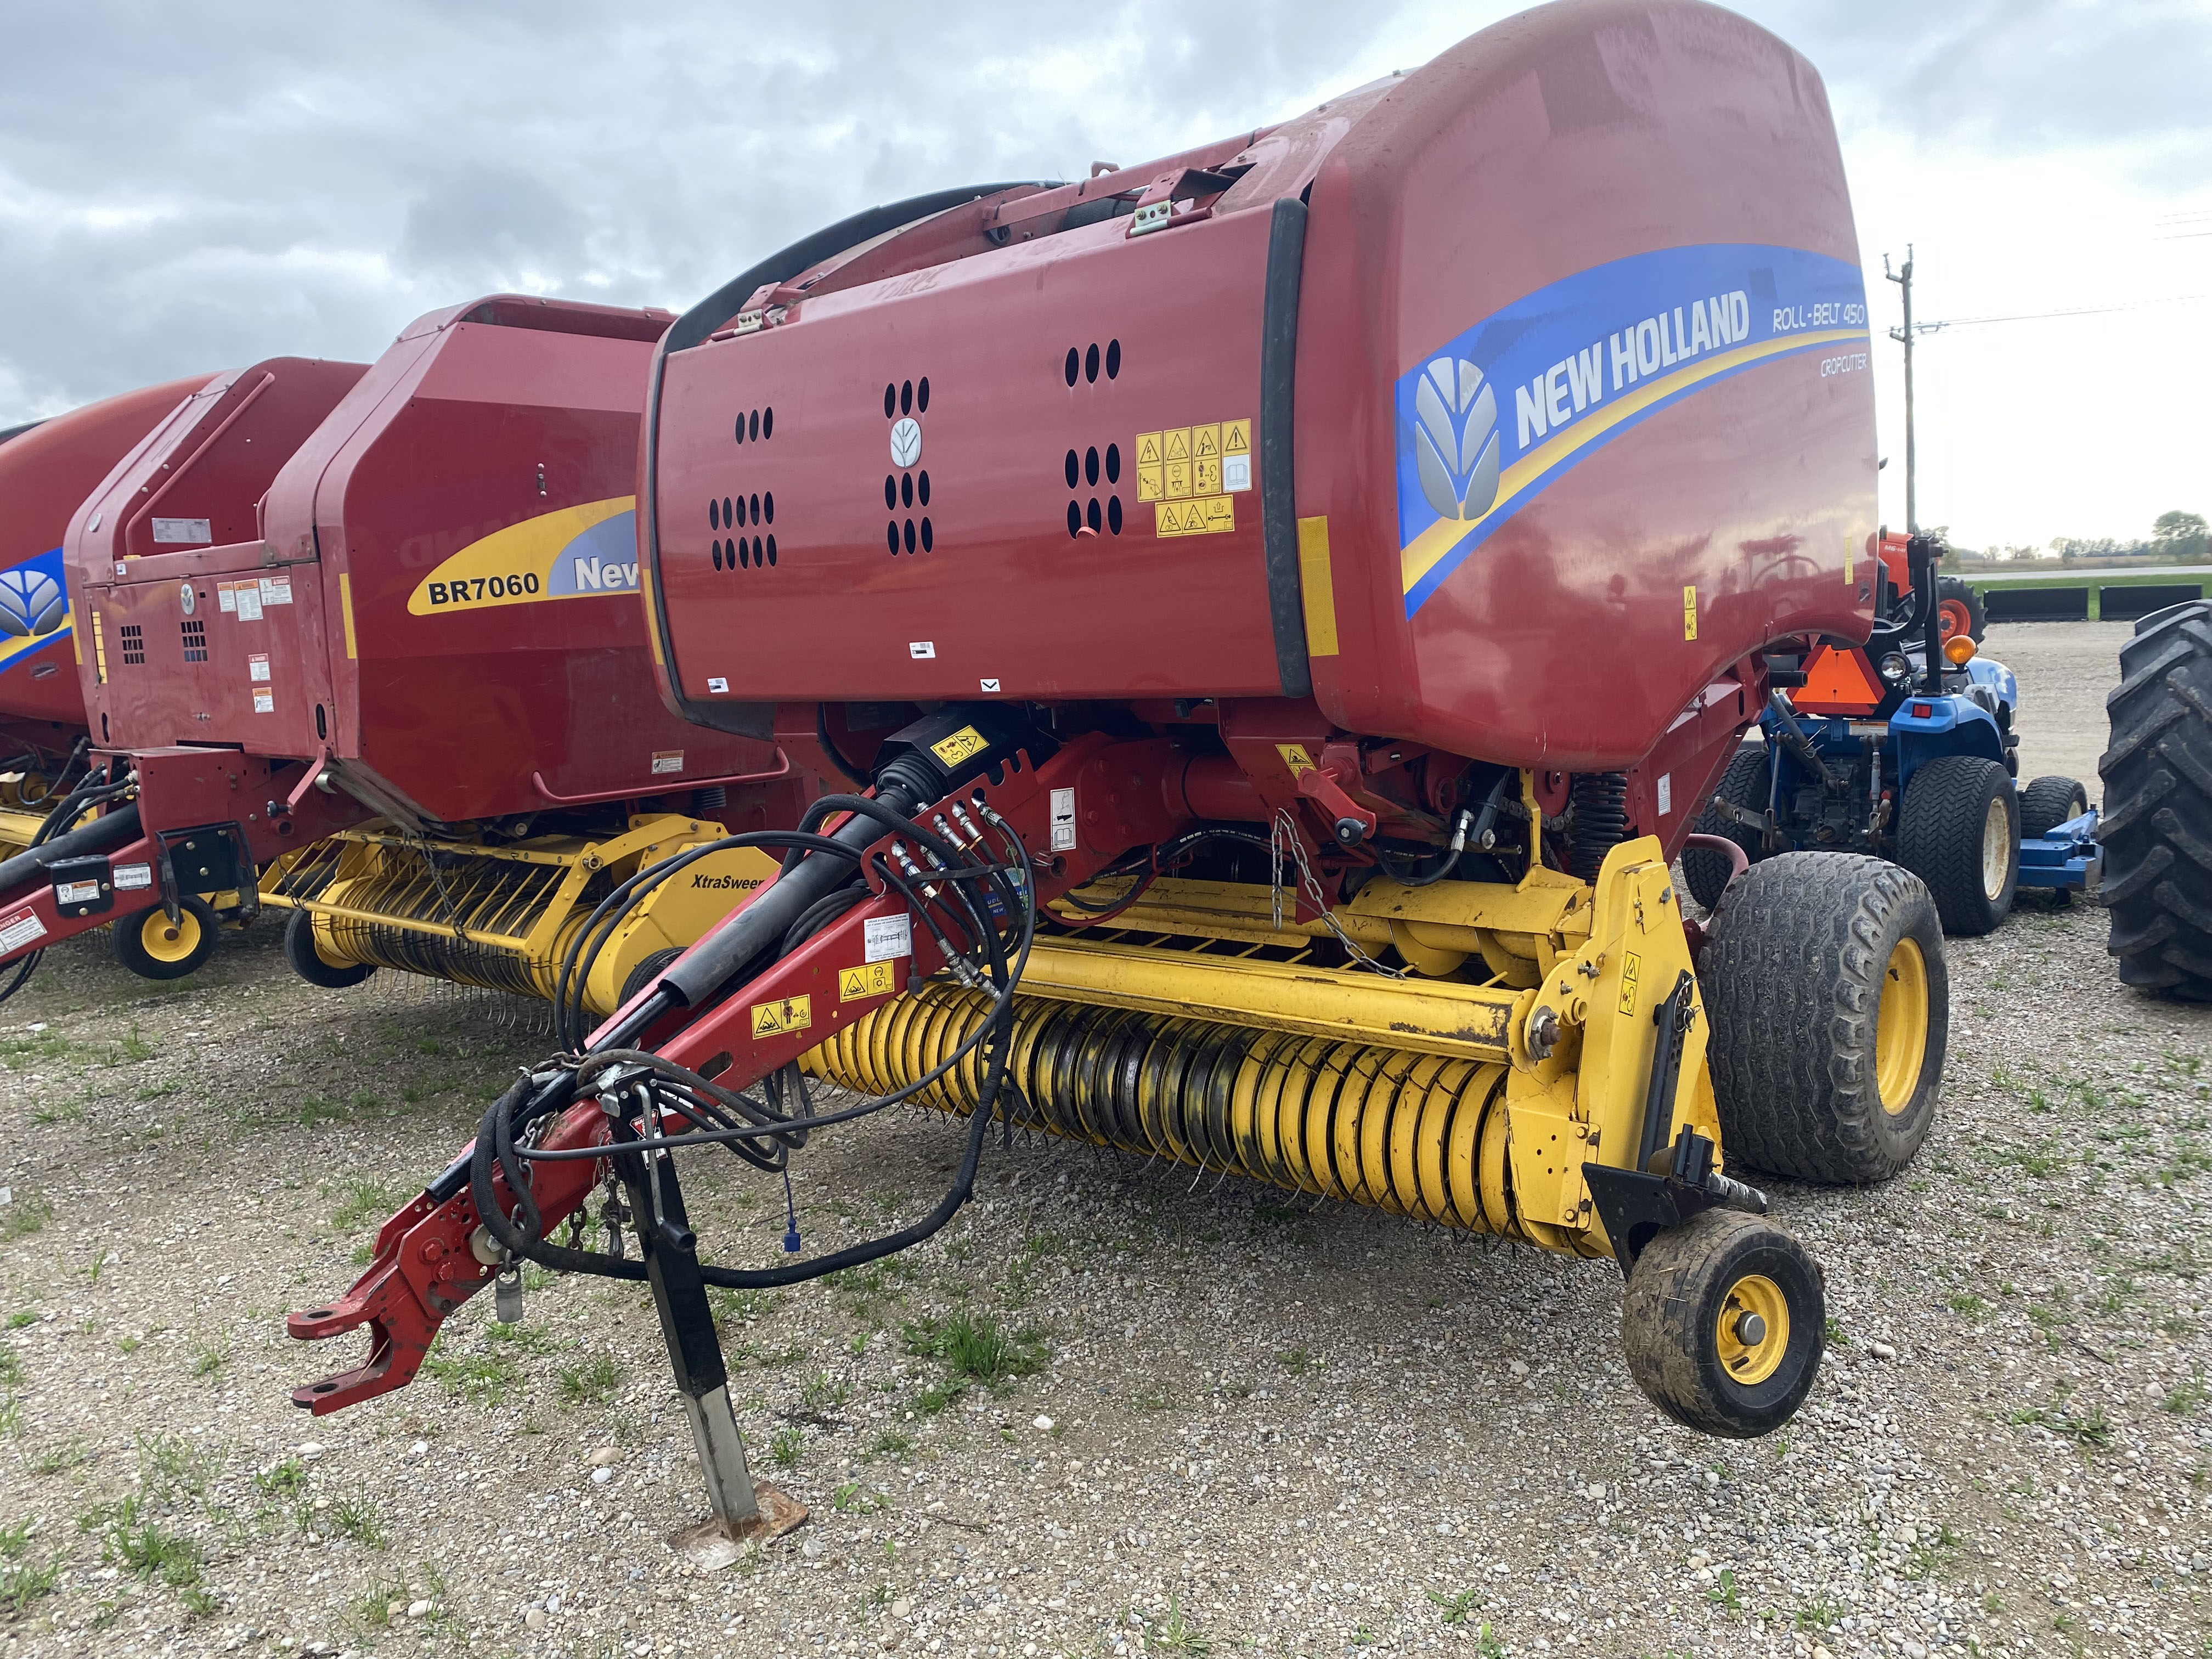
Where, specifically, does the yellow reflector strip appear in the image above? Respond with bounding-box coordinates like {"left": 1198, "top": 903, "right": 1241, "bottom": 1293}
{"left": 1297, "top": 516, "right": 1339, "bottom": 658}
{"left": 339, "top": 572, "right": 358, "bottom": 659}
{"left": 92, "top": 611, "right": 106, "bottom": 684}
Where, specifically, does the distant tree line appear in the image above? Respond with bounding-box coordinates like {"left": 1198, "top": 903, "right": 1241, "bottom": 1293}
{"left": 1948, "top": 510, "right": 2208, "bottom": 565}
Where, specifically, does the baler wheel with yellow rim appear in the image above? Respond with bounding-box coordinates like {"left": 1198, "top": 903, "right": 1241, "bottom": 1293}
{"left": 1621, "top": 1208, "right": 1825, "bottom": 1437}
{"left": 1698, "top": 852, "right": 1945, "bottom": 1184}
{"left": 112, "top": 895, "right": 218, "bottom": 981}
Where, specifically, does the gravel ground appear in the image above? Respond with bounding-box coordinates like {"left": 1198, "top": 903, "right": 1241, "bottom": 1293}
{"left": 1980, "top": 621, "right": 2132, "bottom": 794}
{"left": 2, "top": 625, "right": 2209, "bottom": 1659}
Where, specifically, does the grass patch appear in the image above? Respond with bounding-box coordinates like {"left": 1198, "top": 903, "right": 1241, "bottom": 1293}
{"left": 330, "top": 1178, "right": 402, "bottom": 1233}
{"left": 1, "top": 1195, "right": 51, "bottom": 1242}
{"left": 326, "top": 1493, "right": 386, "bottom": 1548}
{"left": 902, "top": 1312, "right": 1048, "bottom": 1386}
{"left": 189, "top": 1340, "right": 229, "bottom": 1380}
{"left": 557, "top": 1354, "right": 622, "bottom": 1406}
{"left": 769, "top": 1427, "right": 804, "bottom": 1469}
{"left": 421, "top": 1343, "right": 525, "bottom": 1407}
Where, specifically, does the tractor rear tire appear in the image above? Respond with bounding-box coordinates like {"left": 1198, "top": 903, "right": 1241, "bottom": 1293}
{"left": 2019, "top": 775, "right": 2090, "bottom": 839}
{"left": 1936, "top": 575, "right": 1986, "bottom": 644}
{"left": 2099, "top": 600, "right": 2212, "bottom": 1001}
{"left": 1699, "top": 852, "right": 1945, "bottom": 1184}
{"left": 112, "top": 896, "right": 219, "bottom": 981}
{"left": 1896, "top": 754, "right": 2019, "bottom": 935}
{"left": 1683, "top": 743, "right": 1769, "bottom": 911}
{"left": 1620, "top": 1208, "right": 1826, "bottom": 1438}
{"left": 283, "top": 907, "right": 376, "bottom": 989}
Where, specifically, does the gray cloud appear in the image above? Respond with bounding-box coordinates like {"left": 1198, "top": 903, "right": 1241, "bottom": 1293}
{"left": 3, "top": 0, "right": 2207, "bottom": 421}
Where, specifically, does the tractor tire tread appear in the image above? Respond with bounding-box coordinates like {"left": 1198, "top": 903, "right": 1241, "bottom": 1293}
{"left": 2018, "top": 775, "right": 2089, "bottom": 840}
{"left": 1895, "top": 753, "right": 2018, "bottom": 935}
{"left": 2100, "top": 601, "right": 2212, "bottom": 1001}
{"left": 283, "top": 906, "right": 376, "bottom": 989}
{"left": 1699, "top": 851, "right": 1946, "bottom": 1184}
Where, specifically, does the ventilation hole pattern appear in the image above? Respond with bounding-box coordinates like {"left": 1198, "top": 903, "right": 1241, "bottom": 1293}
{"left": 119, "top": 623, "right": 145, "bottom": 667}
{"left": 1062, "top": 340, "right": 1122, "bottom": 387}
{"left": 882, "top": 375, "right": 935, "bottom": 556}
{"left": 733, "top": 407, "right": 774, "bottom": 444}
{"left": 180, "top": 618, "right": 208, "bottom": 663}
{"left": 706, "top": 480, "right": 777, "bottom": 574}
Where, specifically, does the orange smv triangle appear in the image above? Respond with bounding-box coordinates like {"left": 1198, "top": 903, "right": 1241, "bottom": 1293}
{"left": 1792, "top": 644, "right": 1884, "bottom": 716}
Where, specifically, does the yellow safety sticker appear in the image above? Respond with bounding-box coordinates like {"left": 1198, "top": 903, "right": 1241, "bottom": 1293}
{"left": 1682, "top": 586, "right": 1698, "bottom": 641}
{"left": 1843, "top": 532, "right": 1854, "bottom": 586}
{"left": 930, "top": 725, "right": 989, "bottom": 768}
{"left": 1276, "top": 742, "right": 1315, "bottom": 774}
{"left": 1142, "top": 416, "right": 1251, "bottom": 537}
{"left": 750, "top": 995, "right": 813, "bottom": 1039}
{"left": 839, "top": 961, "right": 897, "bottom": 1002}
{"left": 1297, "top": 516, "right": 1339, "bottom": 657}
{"left": 1618, "top": 951, "right": 1641, "bottom": 1017}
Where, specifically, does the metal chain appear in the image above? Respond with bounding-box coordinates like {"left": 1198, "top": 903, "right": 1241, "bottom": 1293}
{"left": 1269, "top": 808, "right": 1408, "bottom": 978}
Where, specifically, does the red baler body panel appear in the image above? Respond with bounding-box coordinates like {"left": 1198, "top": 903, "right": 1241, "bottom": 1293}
{"left": 646, "top": 0, "right": 1875, "bottom": 777}
{"left": 0, "top": 377, "right": 214, "bottom": 744}
{"left": 71, "top": 302, "right": 776, "bottom": 822}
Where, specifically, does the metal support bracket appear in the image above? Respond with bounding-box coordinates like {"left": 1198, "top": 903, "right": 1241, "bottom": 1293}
{"left": 1584, "top": 1129, "right": 1770, "bottom": 1278}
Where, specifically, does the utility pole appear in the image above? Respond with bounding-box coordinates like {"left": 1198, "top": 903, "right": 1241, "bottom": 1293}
{"left": 1884, "top": 247, "right": 1916, "bottom": 533}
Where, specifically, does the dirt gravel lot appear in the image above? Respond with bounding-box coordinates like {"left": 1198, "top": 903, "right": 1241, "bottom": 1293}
{"left": 2, "top": 624, "right": 2208, "bottom": 1659}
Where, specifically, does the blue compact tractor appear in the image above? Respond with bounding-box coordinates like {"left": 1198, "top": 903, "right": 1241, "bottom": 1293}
{"left": 1684, "top": 533, "right": 2100, "bottom": 934}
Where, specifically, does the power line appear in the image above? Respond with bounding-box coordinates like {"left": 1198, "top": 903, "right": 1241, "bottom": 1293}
{"left": 1911, "top": 291, "right": 2208, "bottom": 331}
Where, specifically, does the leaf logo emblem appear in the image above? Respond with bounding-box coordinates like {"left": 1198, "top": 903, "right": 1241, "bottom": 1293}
{"left": 1411, "top": 357, "right": 1500, "bottom": 523}
{"left": 0, "top": 569, "right": 66, "bottom": 639}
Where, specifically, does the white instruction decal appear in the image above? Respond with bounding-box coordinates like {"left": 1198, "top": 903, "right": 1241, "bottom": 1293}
{"left": 706, "top": 677, "right": 729, "bottom": 695}
{"left": 233, "top": 582, "right": 262, "bottom": 621}
{"left": 1223, "top": 454, "right": 1251, "bottom": 493}
{"left": 0, "top": 907, "right": 46, "bottom": 952}
{"left": 54, "top": 880, "right": 100, "bottom": 906}
{"left": 252, "top": 688, "right": 275, "bottom": 714}
{"left": 246, "top": 653, "right": 271, "bottom": 683}
{"left": 113, "top": 862, "right": 152, "bottom": 891}
{"left": 1049, "top": 787, "right": 1077, "bottom": 853}
{"left": 217, "top": 584, "right": 237, "bottom": 613}
{"left": 863, "top": 914, "right": 913, "bottom": 963}
{"left": 1657, "top": 774, "right": 1672, "bottom": 817}
{"left": 909, "top": 641, "right": 936, "bottom": 659}
{"left": 259, "top": 573, "right": 293, "bottom": 606}
{"left": 651, "top": 751, "right": 684, "bottom": 775}
{"left": 151, "top": 517, "right": 211, "bottom": 544}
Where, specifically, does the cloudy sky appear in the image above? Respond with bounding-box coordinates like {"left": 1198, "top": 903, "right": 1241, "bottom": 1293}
{"left": 3, "top": 1, "right": 2205, "bottom": 551}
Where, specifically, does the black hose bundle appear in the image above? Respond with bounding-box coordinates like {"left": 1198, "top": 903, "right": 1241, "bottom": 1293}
{"left": 471, "top": 780, "right": 1035, "bottom": 1293}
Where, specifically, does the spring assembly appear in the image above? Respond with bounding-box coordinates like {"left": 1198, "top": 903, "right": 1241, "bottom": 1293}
{"left": 1564, "top": 772, "right": 1629, "bottom": 881}
{"left": 807, "top": 984, "right": 1543, "bottom": 1242}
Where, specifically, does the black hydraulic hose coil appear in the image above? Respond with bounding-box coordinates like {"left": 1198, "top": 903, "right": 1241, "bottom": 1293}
{"left": 1564, "top": 772, "right": 1629, "bottom": 882}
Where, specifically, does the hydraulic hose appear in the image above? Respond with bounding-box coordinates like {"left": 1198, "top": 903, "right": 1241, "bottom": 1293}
{"left": 0, "top": 801, "right": 143, "bottom": 893}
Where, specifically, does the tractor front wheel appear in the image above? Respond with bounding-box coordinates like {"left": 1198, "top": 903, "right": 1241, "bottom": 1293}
{"left": 2019, "top": 775, "right": 2090, "bottom": 839}
{"left": 1621, "top": 1208, "right": 1826, "bottom": 1437}
{"left": 1700, "top": 852, "right": 1945, "bottom": 1183}
{"left": 1683, "top": 743, "right": 1769, "bottom": 911}
{"left": 1897, "top": 754, "right": 2019, "bottom": 935}
{"left": 283, "top": 907, "right": 376, "bottom": 989}
{"left": 113, "top": 896, "right": 218, "bottom": 981}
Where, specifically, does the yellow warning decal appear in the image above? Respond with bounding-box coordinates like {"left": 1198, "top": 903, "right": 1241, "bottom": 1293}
{"left": 751, "top": 995, "right": 813, "bottom": 1039}
{"left": 839, "top": 961, "right": 897, "bottom": 1002}
{"left": 1682, "top": 586, "right": 1698, "bottom": 642}
{"left": 1275, "top": 743, "right": 1316, "bottom": 775}
{"left": 930, "top": 725, "right": 990, "bottom": 768}
{"left": 1142, "top": 416, "right": 1250, "bottom": 537}
{"left": 1618, "top": 951, "right": 1641, "bottom": 1017}
{"left": 1843, "top": 533, "right": 1855, "bottom": 586}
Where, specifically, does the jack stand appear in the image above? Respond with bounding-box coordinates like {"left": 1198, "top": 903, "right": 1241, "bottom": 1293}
{"left": 621, "top": 1149, "right": 807, "bottom": 1569}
